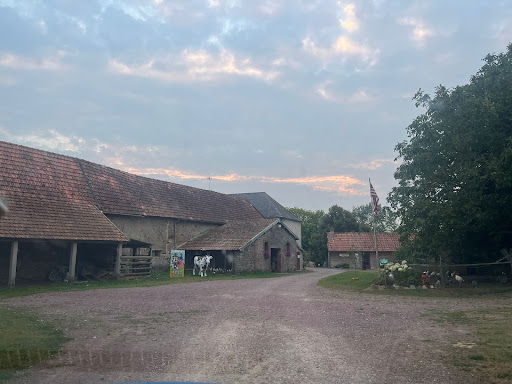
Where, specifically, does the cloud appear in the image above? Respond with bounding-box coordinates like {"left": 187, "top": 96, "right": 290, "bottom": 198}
{"left": 0, "top": 126, "right": 366, "bottom": 196}
{"left": 109, "top": 49, "right": 279, "bottom": 83}
{"left": 339, "top": 3, "right": 359, "bottom": 33}
{"left": 0, "top": 52, "right": 67, "bottom": 71}
{"left": 119, "top": 165, "right": 366, "bottom": 195}
{"left": 315, "top": 82, "right": 375, "bottom": 104}
{"left": 0, "top": 127, "right": 108, "bottom": 153}
{"left": 398, "top": 17, "right": 434, "bottom": 45}
{"left": 259, "top": 0, "right": 281, "bottom": 15}
{"left": 349, "top": 158, "right": 396, "bottom": 170}
{"left": 302, "top": 35, "right": 377, "bottom": 65}
{"left": 208, "top": 0, "right": 221, "bottom": 7}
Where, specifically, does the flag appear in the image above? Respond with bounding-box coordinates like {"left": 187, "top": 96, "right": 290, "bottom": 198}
{"left": 369, "top": 181, "right": 379, "bottom": 215}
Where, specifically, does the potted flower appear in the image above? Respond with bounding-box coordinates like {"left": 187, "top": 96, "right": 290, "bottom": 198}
{"left": 286, "top": 250, "right": 291, "bottom": 257}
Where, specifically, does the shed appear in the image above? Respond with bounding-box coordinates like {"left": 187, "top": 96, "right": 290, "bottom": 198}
{"left": 180, "top": 219, "right": 303, "bottom": 273}
{"left": 327, "top": 231, "right": 400, "bottom": 270}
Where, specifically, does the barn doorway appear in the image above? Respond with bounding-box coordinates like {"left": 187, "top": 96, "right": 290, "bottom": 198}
{"left": 271, "top": 248, "right": 281, "bottom": 273}
{"left": 362, "top": 252, "right": 371, "bottom": 270}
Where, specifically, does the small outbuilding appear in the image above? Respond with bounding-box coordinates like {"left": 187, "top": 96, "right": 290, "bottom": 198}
{"left": 327, "top": 231, "right": 400, "bottom": 270}
{"left": 180, "top": 218, "right": 303, "bottom": 273}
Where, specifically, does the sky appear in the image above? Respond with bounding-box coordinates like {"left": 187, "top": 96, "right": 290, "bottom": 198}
{"left": 0, "top": 0, "right": 510, "bottom": 211}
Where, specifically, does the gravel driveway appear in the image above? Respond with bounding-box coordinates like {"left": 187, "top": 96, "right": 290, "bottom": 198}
{"left": 4, "top": 269, "right": 476, "bottom": 384}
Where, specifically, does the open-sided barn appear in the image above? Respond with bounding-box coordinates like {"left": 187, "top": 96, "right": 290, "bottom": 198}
{"left": 0, "top": 141, "right": 302, "bottom": 287}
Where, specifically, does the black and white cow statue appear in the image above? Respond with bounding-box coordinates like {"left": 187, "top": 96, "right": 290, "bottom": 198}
{"left": 193, "top": 255, "right": 213, "bottom": 277}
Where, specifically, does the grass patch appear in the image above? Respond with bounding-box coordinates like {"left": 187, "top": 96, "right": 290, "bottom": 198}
{"left": 0, "top": 307, "right": 70, "bottom": 382}
{"left": 317, "top": 270, "right": 379, "bottom": 291}
{"left": 432, "top": 307, "right": 512, "bottom": 383}
{"left": 318, "top": 271, "right": 512, "bottom": 299}
{"left": 0, "top": 269, "right": 308, "bottom": 301}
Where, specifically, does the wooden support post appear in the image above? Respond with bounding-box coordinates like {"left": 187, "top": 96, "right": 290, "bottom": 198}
{"left": 66, "top": 242, "right": 77, "bottom": 282}
{"left": 115, "top": 243, "right": 122, "bottom": 278}
{"left": 8, "top": 241, "right": 18, "bottom": 288}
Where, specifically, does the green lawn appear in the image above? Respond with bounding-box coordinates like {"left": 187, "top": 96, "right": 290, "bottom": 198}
{"left": 317, "top": 270, "right": 379, "bottom": 291}
{"left": 0, "top": 269, "right": 309, "bottom": 300}
{"left": 318, "top": 270, "right": 512, "bottom": 298}
{"left": 0, "top": 307, "right": 70, "bottom": 382}
{"left": 429, "top": 307, "right": 512, "bottom": 383}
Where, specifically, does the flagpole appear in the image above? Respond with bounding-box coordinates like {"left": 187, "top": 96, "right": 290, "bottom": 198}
{"left": 373, "top": 211, "right": 379, "bottom": 269}
{"left": 369, "top": 179, "right": 379, "bottom": 269}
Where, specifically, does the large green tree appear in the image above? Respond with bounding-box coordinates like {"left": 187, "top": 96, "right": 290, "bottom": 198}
{"left": 352, "top": 203, "right": 398, "bottom": 232}
{"left": 323, "top": 205, "right": 360, "bottom": 233}
{"left": 388, "top": 44, "right": 512, "bottom": 264}
{"left": 288, "top": 207, "right": 327, "bottom": 265}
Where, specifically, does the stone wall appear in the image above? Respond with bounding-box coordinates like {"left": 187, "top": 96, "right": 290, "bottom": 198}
{"left": 234, "top": 225, "right": 301, "bottom": 273}
{"left": 106, "top": 214, "right": 220, "bottom": 269}
{"left": 329, "top": 250, "right": 396, "bottom": 269}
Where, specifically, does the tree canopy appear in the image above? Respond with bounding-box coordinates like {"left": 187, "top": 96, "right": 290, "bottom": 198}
{"left": 351, "top": 203, "right": 398, "bottom": 232}
{"left": 288, "top": 205, "right": 363, "bottom": 265}
{"left": 388, "top": 44, "right": 512, "bottom": 264}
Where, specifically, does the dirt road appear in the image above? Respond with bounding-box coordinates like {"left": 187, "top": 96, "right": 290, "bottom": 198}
{"left": 5, "top": 269, "right": 472, "bottom": 384}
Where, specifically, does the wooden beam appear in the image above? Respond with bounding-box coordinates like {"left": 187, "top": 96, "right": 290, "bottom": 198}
{"left": 66, "top": 243, "right": 78, "bottom": 282}
{"left": 8, "top": 241, "right": 18, "bottom": 288}
{"left": 115, "top": 243, "right": 122, "bottom": 278}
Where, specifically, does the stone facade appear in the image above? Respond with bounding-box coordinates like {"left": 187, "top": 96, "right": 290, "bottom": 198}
{"left": 329, "top": 250, "right": 395, "bottom": 269}
{"left": 106, "top": 214, "right": 219, "bottom": 269}
{"left": 234, "top": 225, "right": 301, "bottom": 273}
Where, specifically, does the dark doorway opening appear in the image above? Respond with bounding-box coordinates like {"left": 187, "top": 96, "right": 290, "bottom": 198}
{"left": 271, "top": 248, "right": 281, "bottom": 272}
{"left": 362, "top": 252, "right": 371, "bottom": 270}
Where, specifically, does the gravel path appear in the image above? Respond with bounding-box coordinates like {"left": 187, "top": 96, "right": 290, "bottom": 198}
{"left": 4, "top": 269, "right": 480, "bottom": 384}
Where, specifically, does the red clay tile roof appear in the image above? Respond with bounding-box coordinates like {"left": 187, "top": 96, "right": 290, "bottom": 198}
{"left": 0, "top": 141, "right": 263, "bottom": 241}
{"left": 327, "top": 232, "right": 400, "bottom": 252}
{"left": 0, "top": 141, "right": 127, "bottom": 241}
{"left": 179, "top": 219, "right": 292, "bottom": 250}
{"left": 78, "top": 160, "right": 262, "bottom": 223}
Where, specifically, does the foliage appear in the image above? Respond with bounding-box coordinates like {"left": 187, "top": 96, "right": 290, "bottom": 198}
{"left": 323, "top": 205, "right": 360, "bottom": 232}
{"left": 288, "top": 207, "right": 327, "bottom": 265}
{"left": 289, "top": 205, "right": 363, "bottom": 265}
{"left": 351, "top": 203, "right": 398, "bottom": 232}
{"left": 388, "top": 44, "right": 512, "bottom": 264}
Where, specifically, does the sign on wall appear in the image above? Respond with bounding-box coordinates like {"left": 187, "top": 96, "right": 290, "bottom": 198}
{"left": 170, "top": 250, "right": 185, "bottom": 278}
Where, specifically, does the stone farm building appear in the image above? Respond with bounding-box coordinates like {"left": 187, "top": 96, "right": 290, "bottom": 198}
{"left": 327, "top": 231, "right": 400, "bottom": 270}
{"left": 231, "top": 192, "right": 302, "bottom": 246}
{"left": 0, "top": 141, "right": 302, "bottom": 287}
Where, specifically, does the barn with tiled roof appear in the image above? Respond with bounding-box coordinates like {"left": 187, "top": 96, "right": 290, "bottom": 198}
{"left": 0, "top": 141, "right": 302, "bottom": 287}
{"left": 327, "top": 231, "right": 401, "bottom": 270}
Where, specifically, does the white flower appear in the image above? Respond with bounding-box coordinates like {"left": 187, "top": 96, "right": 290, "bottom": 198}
{"left": 398, "top": 268, "right": 403, "bottom": 272}
{"left": 402, "top": 260, "right": 407, "bottom": 265}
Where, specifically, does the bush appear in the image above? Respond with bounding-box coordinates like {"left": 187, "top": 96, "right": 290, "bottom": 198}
{"left": 383, "top": 260, "right": 422, "bottom": 286}
{"left": 334, "top": 264, "right": 350, "bottom": 269}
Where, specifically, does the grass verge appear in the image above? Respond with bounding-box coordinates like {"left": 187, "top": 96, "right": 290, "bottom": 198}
{"left": 318, "top": 270, "right": 512, "bottom": 298}
{"left": 0, "top": 307, "right": 70, "bottom": 382}
{"left": 429, "top": 307, "right": 512, "bottom": 383}
{"left": 317, "top": 270, "right": 379, "bottom": 292}
{"left": 0, "top": 269, "right": 310, "bottom": 301}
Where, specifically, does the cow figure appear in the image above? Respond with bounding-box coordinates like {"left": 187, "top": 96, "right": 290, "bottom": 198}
{"left": 193, "top": 255, "right": 214, "bottom": 277}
